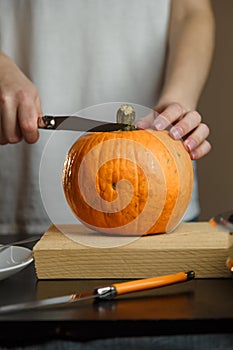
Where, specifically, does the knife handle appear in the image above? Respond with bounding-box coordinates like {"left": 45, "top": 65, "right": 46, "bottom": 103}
{"left": 95, "top": 271, "right": 195, "bottom": 299}
{"left": 113, "top": 271, "right": 194, "bottom": 296}
{"left": 39, "top": 115, "right": 56, "bottom": 129}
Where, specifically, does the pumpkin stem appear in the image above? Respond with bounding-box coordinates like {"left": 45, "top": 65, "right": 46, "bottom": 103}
{"left": 116, "top": 104, "right": 137, "bottom": 131}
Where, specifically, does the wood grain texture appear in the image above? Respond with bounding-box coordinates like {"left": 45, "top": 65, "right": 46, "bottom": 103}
{"left": 33, "top": 222, "right": 232, "bottom": 279}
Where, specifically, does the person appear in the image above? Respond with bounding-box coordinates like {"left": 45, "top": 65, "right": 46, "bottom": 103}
{"left": 0, "top": 4, "right": 224, "bottom": 350}
{"left": 0, "top": 0, "right": 215, "bottom": 236}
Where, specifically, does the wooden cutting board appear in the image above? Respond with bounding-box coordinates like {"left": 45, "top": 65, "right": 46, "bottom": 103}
{"left": 33, "top": 222, "right": 232, "bottom": 279}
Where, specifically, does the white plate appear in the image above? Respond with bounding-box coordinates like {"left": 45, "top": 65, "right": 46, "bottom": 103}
{"left": 0, "top": 246, "right": 33, "bottom": 281}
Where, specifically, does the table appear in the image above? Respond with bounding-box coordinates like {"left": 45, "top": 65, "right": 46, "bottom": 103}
{"left": 0, "top": 235, "right": 232, "bottom": 347}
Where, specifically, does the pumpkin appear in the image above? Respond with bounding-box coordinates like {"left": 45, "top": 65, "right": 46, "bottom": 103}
{"left": 62, "top": 106, "right": 193, "bottom": 235}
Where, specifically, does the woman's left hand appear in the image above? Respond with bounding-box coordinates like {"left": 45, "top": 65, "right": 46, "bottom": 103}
{"left": 136, "top": 102, "right": 211, "bottom": 160}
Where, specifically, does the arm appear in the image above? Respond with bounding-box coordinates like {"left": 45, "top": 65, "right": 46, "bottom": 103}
{"left": 0, "top": 52, "right": 42, "bottom": 144}
{"left": 137, "top": 0, "right": 215, "bottom": 160}
{"left": 159, "top": 0, "right": 215, "bottom": 110}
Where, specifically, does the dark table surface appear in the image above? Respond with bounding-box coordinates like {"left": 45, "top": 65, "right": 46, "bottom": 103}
{"left": 0, "top": 235, "right": 232, "bottom": 346}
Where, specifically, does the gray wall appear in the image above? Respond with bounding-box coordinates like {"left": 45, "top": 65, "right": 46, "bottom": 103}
{"left": 197, "top": 0, "right": 233, "bottom": 220}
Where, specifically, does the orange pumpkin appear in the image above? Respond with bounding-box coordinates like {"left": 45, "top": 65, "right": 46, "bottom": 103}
{"left": 62, "top": 128, "right": 194, "bottom": 235}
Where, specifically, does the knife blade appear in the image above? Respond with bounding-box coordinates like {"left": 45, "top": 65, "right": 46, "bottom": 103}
{"left": 39, "top": 115, "right": 128, "bottom": 132}
{"left": 0, "top": 271, "right": 194, "bottom": 314}
{"left": 0, "top": 236, "right": 40, "bottom": 252}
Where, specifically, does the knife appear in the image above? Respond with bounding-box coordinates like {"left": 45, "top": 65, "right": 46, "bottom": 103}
{"left": 0, "top": 271, "right": 194, "bottom": 314}
{"left": 209, "top": 211, "right": 233, "bottom": 232}
{"left": 209, "top": 211, "right": 233, "bottom": 273}
{"left": 38, "top": 115, "right": 129, "bottom": 132}
{"left": 0, "top": 236, "right": 40, "bottom": 252}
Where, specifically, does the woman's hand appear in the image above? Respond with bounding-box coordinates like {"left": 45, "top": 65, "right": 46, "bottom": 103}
{"left": 136, "top": 102, "right": 211, "bottom": 160}
{"left": 0, "top": 53, "right": 42, "bottom": 145}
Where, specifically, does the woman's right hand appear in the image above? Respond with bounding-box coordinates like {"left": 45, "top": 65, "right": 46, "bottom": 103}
{"left": 0, "top": 53, "right": 42, "bottom": 145}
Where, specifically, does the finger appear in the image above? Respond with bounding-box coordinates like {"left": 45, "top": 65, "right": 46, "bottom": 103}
{"left": 35, "top": 94, "right": 43, "bottom": 118}
{"left": 136, "top": 110, "right": 159, "bottom": 129}
{"left": 183, "top": 123, "right": 210, "bottom": 153}
{"left": 189, "top": 140, "right": 212, "bottom": 160}
{"left": 0, "top": 112, "right": 7, "bottom": 145}
{"left": 1, "top": 97, "right": 22, "bottom": 144}
{"left": 152, "top": 103, "right": 184, "bottom": 130}
{"left": 169, "top": 111, "right": 202, "bottom": 140}
{"left": 35, "top": 94, "right": 45, "bottom": 128}
{"left": 18, "top": 102, "right": 39, "bottom": 144}
{"left": 36, "top": 95, "right": 45, "bottom": 128}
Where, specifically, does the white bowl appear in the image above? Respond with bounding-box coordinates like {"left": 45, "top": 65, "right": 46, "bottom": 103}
{"left": 0, "top": 246, "right": 33, "bottom": 281}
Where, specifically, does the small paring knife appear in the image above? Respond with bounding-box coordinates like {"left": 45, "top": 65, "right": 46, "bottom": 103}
{"left": 38, "top": 115, "right": 129, "bottom": 132}
{"left": 209, "top": 211, "right": 233, "bottom": 273}
{"left": 0, "top": 271, "right": 195, "bottom": 314}
{"left": 209, "top": 211, "right": 233, "bottom": 232}
{"left": 38, "top": 104, "right": 138, "bottom": 132}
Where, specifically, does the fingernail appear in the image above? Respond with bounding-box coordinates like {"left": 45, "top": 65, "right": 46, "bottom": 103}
{"left": 184, "top": 139, "right": 196, "bottom": 152}
{"left": 153, "top": 116, "right": 168, "bottom": 130}
{"left": 136, "top": 121, "right": 145, "bottom": 129}
{"left": 170, "top": 126, "right": 183, "bottom": 140}
{"left": 190, "top": 150, "right": 198, "bottom": 160}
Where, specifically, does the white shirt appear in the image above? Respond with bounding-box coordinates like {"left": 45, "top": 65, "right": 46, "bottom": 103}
{"left": 0, "top": 0, "right": 199, "bottom": 234}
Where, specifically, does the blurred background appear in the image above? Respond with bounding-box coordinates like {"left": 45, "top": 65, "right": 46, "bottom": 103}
{"left": 197, "top": 0, "right": 233, "bottom": 220}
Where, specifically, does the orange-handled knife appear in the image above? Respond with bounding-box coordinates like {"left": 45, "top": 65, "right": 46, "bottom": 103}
{"left": 209, "top": 210, "right": 233, "bottom": 232}
{"left": 0, "top": 271, "right": 195, "bottom": 314}
{"left": 209, "top": 211, "right": 233, "bottom": 273}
